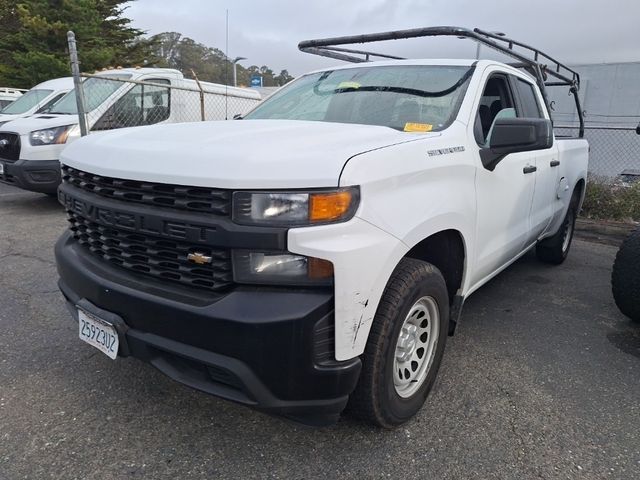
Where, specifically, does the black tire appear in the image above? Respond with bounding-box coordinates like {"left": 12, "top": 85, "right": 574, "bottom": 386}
{"left": 536, "top": 193, "right": 578, "bottom": 265}
{"left": 347, "top": 258, "right": 449, "bottom": 428}
{"left": 612, "top": 228, "right": 640, "bottom": 323}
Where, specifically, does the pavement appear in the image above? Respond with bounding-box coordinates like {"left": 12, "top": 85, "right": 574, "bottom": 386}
{"left": 1, "top": 182, "right": 639, "bottom": 480}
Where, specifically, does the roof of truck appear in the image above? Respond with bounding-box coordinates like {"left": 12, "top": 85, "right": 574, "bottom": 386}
{"left": 31, "top": 77, "right": 74, "bottom": 91}
{"left": 95, "top": 67, "right": 184, "bottom": 78}
{"left": 85, "top": 67, "right": 262, "bottom": 100}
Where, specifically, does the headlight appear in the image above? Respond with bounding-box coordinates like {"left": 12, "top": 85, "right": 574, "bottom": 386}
{"left": 232, "top": 187, "right": 359, "bottom": 226}
{"left": 232, "top": 250, "right": 333, "bottom": 286}
{"left": 29, "top": 125, "right": 75, "bottom": 146}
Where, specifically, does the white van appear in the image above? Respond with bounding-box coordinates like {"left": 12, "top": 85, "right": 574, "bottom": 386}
{"left": 0, "top": 68, "right": 261, "bottom": 194}
{"left": 0, "top": 77, "right": 73, "bottom": 126}
{"left": 0, "top": 88, "right": 27, "bottom": 110}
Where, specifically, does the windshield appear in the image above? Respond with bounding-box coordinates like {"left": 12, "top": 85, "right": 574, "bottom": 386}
{"left": 49, "top": 75, "right": 132, "bottom": 114}
{"left": 0, "top": 89, "right": 53, "bottom": 114}
{"left": 245, "top": 65, "right": 474, "bottom": 131}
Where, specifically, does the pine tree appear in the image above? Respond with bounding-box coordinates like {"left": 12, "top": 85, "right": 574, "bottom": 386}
{"left": 0, "top": 0, "right": 156, "bottom": 88}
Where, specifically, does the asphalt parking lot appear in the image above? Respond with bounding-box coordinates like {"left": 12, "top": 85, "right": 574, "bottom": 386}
{"left": 1, "top": 182, "right": 639, "bottom": 480}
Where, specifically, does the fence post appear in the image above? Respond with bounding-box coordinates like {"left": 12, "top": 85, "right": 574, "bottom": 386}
{"left": 67, "top": 31, "right": 89, "bottom": 136}
{"left": 191, "top": 70, "right": 206, "bottom": 121}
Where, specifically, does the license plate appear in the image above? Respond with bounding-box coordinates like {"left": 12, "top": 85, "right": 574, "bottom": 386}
{"left": 78, "top": 308, "right": 119, "bottom": 359}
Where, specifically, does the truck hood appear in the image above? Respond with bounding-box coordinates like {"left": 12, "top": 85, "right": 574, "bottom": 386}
{"left": 0, "top": 113, "right": 20, "bottom": 124}
{"left": 61, "top": 119, "right": 437, "bottom": 189}
{"left": 0, "top": 114, "right": 79, "bottom": 134}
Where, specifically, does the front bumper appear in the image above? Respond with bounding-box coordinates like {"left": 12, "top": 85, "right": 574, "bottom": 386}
{"left": 55, "top": 232, "right": 361, "bottom": 426}
{"left": 0, "top": 158, "right": 61, "bottom": 194}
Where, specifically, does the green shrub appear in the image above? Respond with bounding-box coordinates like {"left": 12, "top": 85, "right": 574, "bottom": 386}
{"left": 581, "top": 176, "right": 640, "bottom": 222}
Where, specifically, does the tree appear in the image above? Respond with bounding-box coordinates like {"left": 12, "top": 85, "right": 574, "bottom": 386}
{"left": 0, "top": 0, "right": 156, "bottom": 88}
{"left": 275, "top": 70, "right": 293, "bottom": 86}
{"left": 150, "top": 32, "right": 294, "bottom": 87}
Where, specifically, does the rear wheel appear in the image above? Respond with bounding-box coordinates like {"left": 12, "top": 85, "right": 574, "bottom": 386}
{"left": 348, "top": 258, "right": 449, "bottom": 428}
{"left": 612, "top": 228, "right": 640, "bottom": 323}
{"left": 536, "top": 193, "right": 578, "bottom": 265}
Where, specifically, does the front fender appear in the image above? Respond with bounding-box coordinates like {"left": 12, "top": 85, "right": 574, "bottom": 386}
{"left": 288, "top": 217, "right": 408, "bottom": 361}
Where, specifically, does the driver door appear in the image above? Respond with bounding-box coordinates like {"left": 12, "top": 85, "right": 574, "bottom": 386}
{"left": 470, "top": 73, "right": 537, "bottom": 285}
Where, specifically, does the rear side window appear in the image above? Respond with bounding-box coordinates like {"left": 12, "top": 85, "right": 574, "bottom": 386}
{"left": 515, "top": 79, "right": 543, "bottom": 118}
{"left": 93, "top": 78, "right": 171, "bottom": 130}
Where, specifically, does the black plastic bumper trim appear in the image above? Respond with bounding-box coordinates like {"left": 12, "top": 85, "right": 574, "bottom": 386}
{"left": 0, "top": 158, "right": 61, "bottom": 194}
{"left": 55, "top": 233, "right": 361, "bottom": 426}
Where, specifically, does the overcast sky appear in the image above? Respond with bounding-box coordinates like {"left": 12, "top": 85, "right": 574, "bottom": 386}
{"left": 126, "top": 0, "right": 640, "bottom": 76}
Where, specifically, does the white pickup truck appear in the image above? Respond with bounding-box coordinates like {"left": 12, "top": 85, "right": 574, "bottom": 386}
{"left": 54, "top": 27, "right": 589, "bottom": 427}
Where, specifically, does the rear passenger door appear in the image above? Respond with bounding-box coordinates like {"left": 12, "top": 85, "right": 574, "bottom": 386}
{"left": 512, "top": 77, "right": 559, "bottom": 241}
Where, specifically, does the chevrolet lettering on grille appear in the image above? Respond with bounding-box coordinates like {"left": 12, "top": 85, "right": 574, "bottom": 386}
{"left": 59, "top": 190, "right": 218, "bottom": 243}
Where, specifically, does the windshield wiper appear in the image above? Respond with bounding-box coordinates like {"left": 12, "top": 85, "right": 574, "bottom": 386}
{"left": 313, "top": 66, "right": 475, "bottom": 98}
{"left": 333, "top": 67, "right": 475, "bottom": 98}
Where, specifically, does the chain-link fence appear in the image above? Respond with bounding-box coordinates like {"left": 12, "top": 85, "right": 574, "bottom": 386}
{"left": 66, "top": 73, "right": 261, "bottom": 134}
{"left": 555, "top": 123, "right": 640, "bottom": 180}
{"left": 65, "top": 31, "right": 261, "bottom": 136}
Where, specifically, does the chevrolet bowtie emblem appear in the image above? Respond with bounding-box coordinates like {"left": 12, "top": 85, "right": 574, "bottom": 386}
{"left": 187, "top": 252, "right": 213, "bottom": 265}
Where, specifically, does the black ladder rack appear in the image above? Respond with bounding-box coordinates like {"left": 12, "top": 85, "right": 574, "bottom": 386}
{"left": 299, "top": 26, "right": 584, "bottom": 137}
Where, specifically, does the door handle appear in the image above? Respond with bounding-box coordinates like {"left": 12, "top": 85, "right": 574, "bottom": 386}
{"left": 523, "top": 165, "right": 537, "bottom": 174}
{"left": 550, "top": 160, "right": 560, "bottom": 167}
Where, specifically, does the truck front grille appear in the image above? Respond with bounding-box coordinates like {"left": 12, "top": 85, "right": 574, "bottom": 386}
{"left": 67, "top": 211, "right": 233, "bottom": 291}
{"left": 0, "top": 132, "right": 20, "bottom": 162}
{"left": 61, "top": 165, "right": 231, "bottom": 216}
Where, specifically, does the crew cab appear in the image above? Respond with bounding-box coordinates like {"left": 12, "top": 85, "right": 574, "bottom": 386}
{"left": 54, "top": 27, "right": 589, "bottom": 427}
{"left": 0, "top": 68, "right": 260, "bottom": 195}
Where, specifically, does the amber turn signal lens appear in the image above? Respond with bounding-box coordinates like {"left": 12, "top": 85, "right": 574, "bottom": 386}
{"left": 309, "top": 191, "right": 353, "bottom": 222}
{"left": 308, "top": 257, "right": 334, "bottom": 279}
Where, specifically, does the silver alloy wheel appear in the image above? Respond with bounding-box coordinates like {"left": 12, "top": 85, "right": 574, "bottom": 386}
{"left": 393, "top": 296, "right": 440, "bottom": 398}
{"left": 562, "top": 210, "right": 574, "bottom": 253}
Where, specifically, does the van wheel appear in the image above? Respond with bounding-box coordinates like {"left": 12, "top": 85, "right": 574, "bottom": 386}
{"left": 612, "top": 228, "right": 640, "bottom": 323}
{"left": 536, "top": 195, "right": 578, "bottom": 265}
{"left": 347, "top": 258, "right": 449, "bottom": 428}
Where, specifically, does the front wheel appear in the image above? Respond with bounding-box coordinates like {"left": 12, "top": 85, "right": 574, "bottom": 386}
{"left": 347, "top": 258, "right": 449, "bottom": 428}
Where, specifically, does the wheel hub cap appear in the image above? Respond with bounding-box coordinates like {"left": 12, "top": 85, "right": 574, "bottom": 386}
{"left": 396, "top": 325, "right": 418, "bottom": 362}
{"left": 393, "top": 296, "right": 440, "bottom": 398}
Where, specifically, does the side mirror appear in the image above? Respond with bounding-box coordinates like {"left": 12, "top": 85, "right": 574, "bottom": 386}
{"left": 480, "top": 118, "right": 553, "bottom": 171}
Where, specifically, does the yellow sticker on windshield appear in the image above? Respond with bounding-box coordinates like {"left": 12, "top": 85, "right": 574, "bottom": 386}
{"left": 404, "top": 122, "right": 433, "bottom": 133}
{"left": 337, "top": 81, "right": 361, "bottom": 90}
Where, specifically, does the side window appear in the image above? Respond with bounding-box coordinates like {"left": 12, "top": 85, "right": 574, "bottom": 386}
{"left": 474, "top": 75, "right": 515, "bottom": 145}
{"left": 35, "top": 92, "right": 67, "bottom": 114}
{"left": 514, "top": 78, "right": 543, "bottom": 118}
{"left": 141, "top": 78, "right": 170, "bottom": 125}
{"left": 93, "top": 79, "right": 170, "bottom": 131}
